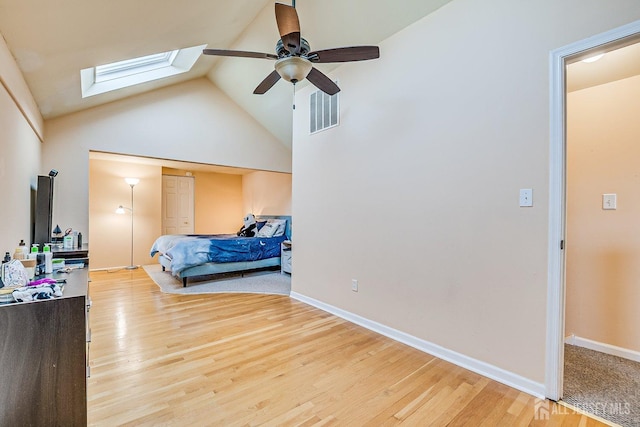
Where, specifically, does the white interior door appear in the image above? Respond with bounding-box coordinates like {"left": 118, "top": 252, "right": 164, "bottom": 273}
{"left": 162, "top": 175, "right": 194, "bottom": 235}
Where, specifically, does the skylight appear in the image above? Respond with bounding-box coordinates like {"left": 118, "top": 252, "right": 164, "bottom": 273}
{"left": 81, "top": 44, "right": 206, "bottom": 98}
{"left": 94, "top": 50, "right": 179, "bottom": 83}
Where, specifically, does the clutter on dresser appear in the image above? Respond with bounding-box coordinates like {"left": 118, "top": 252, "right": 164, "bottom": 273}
{"left": 1, "top": 241, "right": 65, "bottom": 291}
{"left": 52, "top": 224, "right": 63, "bottom": 245}
{"left": 0, "top": 288, "right": 13, "bottom": 303}
{"left": 0, "top": 231, "right": 87, "bottom": 303}
{"left": 62, "top": 227, "right": 82, "bottom": 249}
{"left": 64, "top": 233, "right": 74, "bottom": 249}
{"left": 0, "top": 252, "right": 70, "bottom": 303}
{"left": 12, "top": 240, "right": 27, "bottom": 260}
{"left": 0, "top": 259, "right": 28, "bottom": 288}
{"left": 12, "top": 279, "right": 63, "bottom": 302}
{"left": 22, "top": 243, "right": 54, "bottom": 276}
{"left": 20, "top": 259, "right": 36, "bottom": 280}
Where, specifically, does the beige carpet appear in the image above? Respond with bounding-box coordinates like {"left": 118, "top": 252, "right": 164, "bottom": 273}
{"left": 563, "top": 344, "right": 640, "bottom": 427}
{"left": 142, "top": 264, "right": 291, "bottom": 296}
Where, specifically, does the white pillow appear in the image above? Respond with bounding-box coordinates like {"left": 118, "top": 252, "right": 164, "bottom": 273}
{"left": 257, "top": 219, "right": 287, "bottom": 238}
{"left": 257, "top": 222, "right": 278, "bottom": 237}
{"left": 271, "top": 219, "right": 287, "bottom": 237}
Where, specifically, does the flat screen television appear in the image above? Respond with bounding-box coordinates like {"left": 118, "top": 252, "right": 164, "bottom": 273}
{"left": 33, "top": 175, "right": 54, "bottom": 246}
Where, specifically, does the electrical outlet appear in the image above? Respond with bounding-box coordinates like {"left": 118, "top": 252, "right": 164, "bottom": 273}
{"left": 352, "top": 279, "right": 358, "bottom": 292}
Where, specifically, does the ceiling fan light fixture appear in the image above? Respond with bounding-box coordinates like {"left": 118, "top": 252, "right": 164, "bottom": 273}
{"left": 275, "top": 56, "right": 312, "bottom": 83}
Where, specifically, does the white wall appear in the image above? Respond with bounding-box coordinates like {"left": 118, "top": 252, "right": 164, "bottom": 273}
{"left": 207, "top": 2, "right": 292, "bottom": 147}
{"left": 89, "top": 159, "right": 162, "bottom": 269}
{"left": 0, "top": 34, "right": 43, "bottom": 141}
{"left": 242, "top": 171, "right": 292, "bottom": 217}
{"left": 0, "top": 35, "right": 42, "bottom": 254}
{"left": 292, "top": 0, "right": 640, "bottom": 391}
{"left": 42, "top": 78, "right": 291, "bottom": 248}
{"left": 207, "top": 0, "right": 456, "bottom": 148}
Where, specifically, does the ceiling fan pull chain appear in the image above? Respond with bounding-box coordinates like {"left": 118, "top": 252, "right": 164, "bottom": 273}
{"left": 292, "top": 83, "right": 296, "bottom": 110}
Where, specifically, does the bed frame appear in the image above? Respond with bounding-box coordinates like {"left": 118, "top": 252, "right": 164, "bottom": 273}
{"left": 160, "top": 215, "right": 291, "bottom": 287}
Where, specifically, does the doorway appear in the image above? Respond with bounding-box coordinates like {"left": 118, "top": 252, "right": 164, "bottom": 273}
{"left": 546, "top": 20, "right": 640, "bottom": 401}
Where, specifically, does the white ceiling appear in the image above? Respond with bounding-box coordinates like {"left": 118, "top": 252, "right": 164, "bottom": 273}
{"left": 0, "top": 0, "right": 272, "bottom": 118}
{"left": 1, "top": 0, "right": 639, "bottom": 151}
{"left": 0, "top": 0, "right": 453, "bottom": 146}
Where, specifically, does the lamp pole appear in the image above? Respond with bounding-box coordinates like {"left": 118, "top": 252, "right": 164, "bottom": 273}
{"left": 124, "top": 178, "right": 139, "bottom": 270}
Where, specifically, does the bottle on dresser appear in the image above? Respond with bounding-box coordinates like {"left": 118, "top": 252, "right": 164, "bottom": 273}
{"left": 13, "top": 240, "right": 27, "bottom": 260}
{"left": 27, "top": 244, "right": 39, "bottom": 260}
{"left": 43, "top": 245, "right": 53, "bottom": 274}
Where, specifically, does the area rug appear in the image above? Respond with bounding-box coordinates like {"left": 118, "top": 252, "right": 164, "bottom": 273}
{"left": 142, "top": 264, "right": 291, "bottom": 296}
{"left": 563, "top": 344, "right": 640, "bottom": 427}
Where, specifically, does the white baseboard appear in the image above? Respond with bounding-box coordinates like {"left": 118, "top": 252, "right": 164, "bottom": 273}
{"left": 565, "top": 334, "right": 640, "bottom": 363}
{"left": 290, "top": 291, "right": 545, "bottom": 398}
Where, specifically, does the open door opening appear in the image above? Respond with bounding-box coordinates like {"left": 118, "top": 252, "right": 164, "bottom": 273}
{"left": 547, "top": 20, "right": 640, "bottom": 403}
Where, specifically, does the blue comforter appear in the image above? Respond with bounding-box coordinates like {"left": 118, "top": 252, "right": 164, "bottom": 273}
{"left": 150, "top": 234, "right": 286, "bottom": 275}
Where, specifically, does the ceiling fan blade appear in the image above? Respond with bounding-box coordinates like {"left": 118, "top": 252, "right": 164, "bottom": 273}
{"left": 275, "top": 3, "right": 301, "bottom": 54}
{"left": 307, "top": 46, "right": 380, "bottom": 63}
{"left": 275, "top": 3, "right": 300, "bottom": 37}
{"left": 203, "top": 49, "right": 277, "bottom": 60}
{"left": 253, "top": 70, "right": 282, "bottom": 95}
{"left": 306, "top": 67, "right": 340, "bottom": 96}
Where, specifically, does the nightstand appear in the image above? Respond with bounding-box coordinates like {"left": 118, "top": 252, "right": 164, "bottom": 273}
{"left": 281, "top": 240, "right": 291, "bottom": 274}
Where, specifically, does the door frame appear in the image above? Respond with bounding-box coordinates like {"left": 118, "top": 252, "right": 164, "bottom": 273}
{"left": 546, "top": 19, "right": 640, "bottom": 401}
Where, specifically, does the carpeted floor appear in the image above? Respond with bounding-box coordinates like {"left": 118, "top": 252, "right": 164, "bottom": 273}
{"left": 563, "top": 344, "right": 640, "bottom": 427}
{"left": 142, "top": 264, "right": 291, "bottom": 296}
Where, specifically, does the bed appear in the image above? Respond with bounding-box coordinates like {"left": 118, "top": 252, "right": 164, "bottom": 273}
{"left": 150, "top": 216, "right": 291, "bottom": 287}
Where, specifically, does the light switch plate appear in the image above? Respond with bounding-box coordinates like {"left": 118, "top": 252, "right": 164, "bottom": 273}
{"left": 603, "top": 193, "right": 617, "bottom": 210}
{"left": 519, "top": 189, "right": 533, "bottom": 207}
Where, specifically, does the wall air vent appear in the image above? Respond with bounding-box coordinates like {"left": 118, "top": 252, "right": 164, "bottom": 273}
{"left": 310, "top": 87, "right": 339, "bottom": 134}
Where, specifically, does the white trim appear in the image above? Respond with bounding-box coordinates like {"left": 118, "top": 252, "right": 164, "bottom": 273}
{"left": 546, "top": 19, "right": 640, "bottom": 401}
{"left": 291, "top": 291, "right": 545, "bottom": 398}
{"left": 565, "top": 335, "right": 640, "bottom": 364}
{"left": 546, "top": 42, "right": 568, "bottom": 402}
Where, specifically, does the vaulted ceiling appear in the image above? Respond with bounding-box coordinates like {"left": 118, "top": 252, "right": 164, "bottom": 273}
{"left": 0, "top": 0, "right": 453, "bottom": 148}
{"left": 1, "top": 1, "right": 639, "bottom": 150}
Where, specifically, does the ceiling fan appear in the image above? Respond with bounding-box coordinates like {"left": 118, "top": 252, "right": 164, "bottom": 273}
{"left": 203, "top": 1, "right": 380, "bottom": 96}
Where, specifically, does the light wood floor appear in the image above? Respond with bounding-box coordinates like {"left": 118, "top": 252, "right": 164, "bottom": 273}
{"left": 87, "top": 268, "right": 606, "bottom": 426}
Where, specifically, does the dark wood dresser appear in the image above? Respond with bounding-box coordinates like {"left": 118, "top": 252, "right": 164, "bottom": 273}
{"left": 0, "top": 268, "right": 89, "bottom": 426}
{"left": 52, "top": 244, "right": 89, "bottom": 265}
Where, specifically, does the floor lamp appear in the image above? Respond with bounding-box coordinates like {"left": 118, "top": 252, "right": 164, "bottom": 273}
{"left": 116, "top": 177, "right": 139, "bottom": 270}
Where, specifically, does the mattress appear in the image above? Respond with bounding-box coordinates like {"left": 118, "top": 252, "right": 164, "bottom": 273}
{"left": 151, "top": 234, "right": 287, "bottom": 275}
